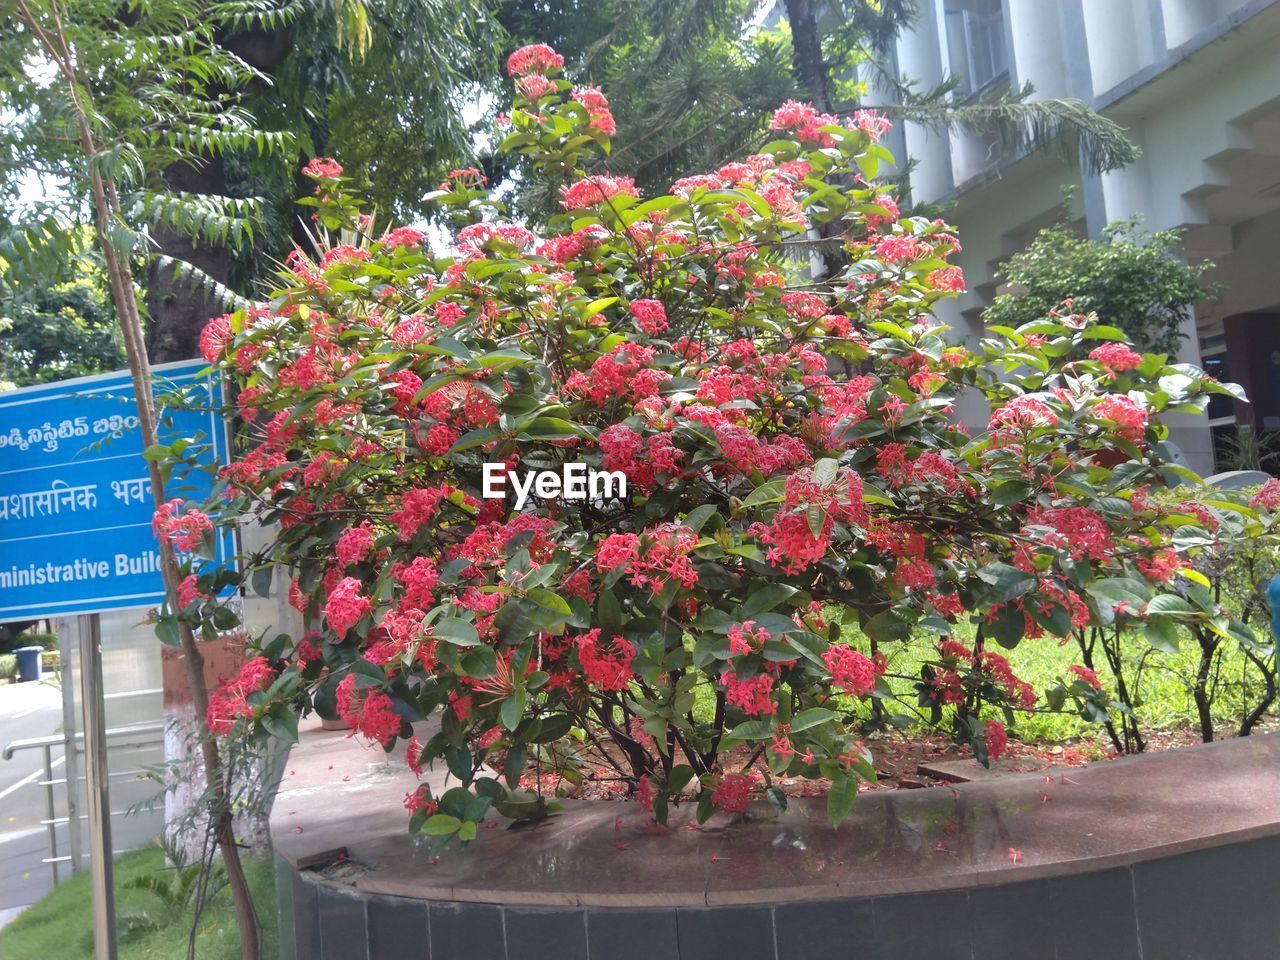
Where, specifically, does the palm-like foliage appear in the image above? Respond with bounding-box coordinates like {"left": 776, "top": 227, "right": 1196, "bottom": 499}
{"left": 0, "top": 0, "right": 299, "bottom": 307}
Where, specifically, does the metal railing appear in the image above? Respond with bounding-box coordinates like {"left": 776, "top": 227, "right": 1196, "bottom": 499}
{"left": 2, "top": 721, "right": 165, "bottom": 885}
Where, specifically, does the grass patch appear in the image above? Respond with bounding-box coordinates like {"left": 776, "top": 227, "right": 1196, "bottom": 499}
{"left": 862, "top": 619, "right": 1275, "bottom": 744}
{"left": 691, "top": 617, "right": 1275, "bottom": 747}
{"left": 0, "top": 845, "right": 277, "bottom": 960}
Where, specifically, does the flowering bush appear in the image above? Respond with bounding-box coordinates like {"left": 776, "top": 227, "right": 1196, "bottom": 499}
{"left": 168, "top": 45, "right": 1275, "bottom": 846}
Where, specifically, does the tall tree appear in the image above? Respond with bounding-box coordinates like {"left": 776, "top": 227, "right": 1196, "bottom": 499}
{"left": 498, "top": 0, "right": 1137, "bottom": 218}
{"left": 3, "top": 2, "right": 289, "bottom": 956}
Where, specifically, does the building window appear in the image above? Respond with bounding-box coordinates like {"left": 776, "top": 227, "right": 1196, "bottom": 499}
{"left": 945, "top": 0, "right": 1009, "bottom": 97}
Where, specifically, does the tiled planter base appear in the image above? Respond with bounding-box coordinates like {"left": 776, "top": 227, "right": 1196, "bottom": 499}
{"left": 276, "top": 835, "right": 1280, "bottom": 960}
{"left": 271, "top": 724, "right": 1280, "bottom": 960}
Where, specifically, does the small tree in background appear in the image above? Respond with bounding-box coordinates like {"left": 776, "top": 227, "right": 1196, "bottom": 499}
{"left": 0, "top": 254, "right": 124, "bottom": 387}
{"left": 983, "top": 216, "right": 1217, "bottom": 356}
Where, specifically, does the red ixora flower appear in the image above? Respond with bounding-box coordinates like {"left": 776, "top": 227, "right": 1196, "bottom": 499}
{"left": 1089, "top": 342, "right": 1143, "bottom": 374}
{"left": 1250, "top": 477, "right": 1280, "bottom": 511}
{"left": 559, "top": 174, "right": 638, "bottom": 210}
{"left": 206, "top": 656, "right": 276, "bottom": 735}
{"left": 710, "top": 773, "right": 754, "bottom": 814}
{"left": 506, "top": 43, "right": 564, "bottom": 77}
{"left": 823, "top": 645, "right": 880, "bottom": 697}
{"left": 985, "top": 720, "right": 1009, "bottom": 761}
{"left": 152, "top": 499, "right": 212, "bottom": 553}
{"left": 325, "top": 577, "right": 372, "bottom": 637}
{"left": 302, "top": 157, "right": 343, "bottom": 180}
{"left": 336, "top": 674, "right": 403, "bottom": 747}
{"left": 629, "top": 299, "right": 668, "bottom": 336}
{"left": 176, "top": 574, "right": 208, "bottom": 610}
{"left": 574, "top": 629, "right": 636, "bottom": 691}
{"left": 1068, "top": 665, "right": 1103, "bottom": 690}
{"left": 199, "top": 314, "right": 232, "bottom": 363}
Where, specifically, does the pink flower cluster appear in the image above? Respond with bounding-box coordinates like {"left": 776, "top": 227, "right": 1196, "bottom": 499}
{"left": 507, "top": 43, "right": 564, "bottom": 77}
{"left": 770, "top": 100, "right": 841, "bottom": 146}
{"left": 822, "top": 645, "right": 880, "bottom": 697}
{"left": 325, "top": 577, "right": 372, "bottom": 637}
{"left": 336, "top": 674, "right": 404, "bottom": 747}
{"left": 152, "top": 499, "right": 212, "bottom": 553}
{"left": 206, "top": 656, "right": 276, "bottom": 735}
{"left": 574, "top": 630, "right": 636, "bottom": 691}
{"left": 560, "top": 174, "right": 638, "bottom": 210}
{"left": 1089, "top": 342, "right": 1143, "bottom": 374}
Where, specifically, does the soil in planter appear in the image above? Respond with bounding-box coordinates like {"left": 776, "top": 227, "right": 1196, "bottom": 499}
{"left": 502, "top": 715, "right": 1278, "bottom": 804}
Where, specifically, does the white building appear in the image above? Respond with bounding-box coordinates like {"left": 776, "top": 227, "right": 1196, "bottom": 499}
{"left": 879, "top": 0, "right": 1280, "bottom": 474}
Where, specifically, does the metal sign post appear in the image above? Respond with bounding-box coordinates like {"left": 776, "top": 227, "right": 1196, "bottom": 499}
{"left": 78, "top": 613, "right": 117, "bottom": 960}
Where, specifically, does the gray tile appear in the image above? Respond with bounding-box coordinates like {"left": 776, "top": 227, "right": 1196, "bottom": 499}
{"left": 293, "top": 872, "right": 321, "bottom": 960}
{"left": 871, "top": 890, "right": 971, "bottom": 960}
{"left": 1046, "top": 869, "right": 1140, "bottom": 960}
{"left": 367, "top": 894, "right": 430, "bottom": 960}
{"left": 969, "top": 877, "right": 1049, "bottom": 960}
{"left": 276, "top": 858, "right": 298, "bottom": 960}
{"left": 774, "top": 898, "right": 871, "bottom": 960}
{"left": 318, "top": 885, "right": 369, "bottom": 960}
{"left": 429, "top": 902, "right": 504, "bottom": 960}
{"left": 676, "top": 906, "right": 775, "bottom": 960}
{"left": 971, "top": 870, "right": 1139, "bottom": 960}
{"left": 587, "top": 909, "right": 679, "bottom": 960}
{"left": 1134, "top": 838, "right": 1280, "bottom": 960}
{"left": 504, "top": 907, "right": 587, "bottom": 960}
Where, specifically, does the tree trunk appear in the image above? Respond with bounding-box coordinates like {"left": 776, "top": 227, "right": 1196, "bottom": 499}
{"left": 145, "top": 25, "right": 293, "bottom": 363}
{"left": 1192, "top": 629, "right": 1219, "bottom": 743}
{"left": 1074, "top": 629, "right": 1123, "bottom": 754}
{"left": 783, "top": 0, "right": 834, "bottom": 111}
{"left": 146, "top": 159, "right": 232, "bottom": 362}
{"left": 14, "top": 4, "right": 262, "bottom": 955}
{"left": 1239, "top": 648, "right": 1277, "bottom": 737}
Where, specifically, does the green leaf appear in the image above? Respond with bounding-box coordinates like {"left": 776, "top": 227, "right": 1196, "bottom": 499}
{"left": 459, "top": 645, "right": 497, "bottom": 679}
{"left": 740, "top": 584, "right": 799, "bottom": 619}
{"left": 765, "top": 785, "right": 788, "bottom": 813}
{"left": 422, "top": 814, "right": 462, "bottom": 836}
{"left": 725, "top": 719, "right": 776, "bottom": 741}
{"left": 500, "top": 688, "right": 527, "bottom": 731}
{"left": 976, "top": 562, "right": 1036, "bottom": 604}
{"left": 521, "top": 417, "right": 587, "bottom": 441}
{"left": 1145, "top": 594, "right": 1195, "bottom": 617}
{"left": 597, "top": 588, "right": 623, "bottom": 634}
{"left": 789, "top": 708, "right": 836, "bottom": 732}
{"left": 526, "top": 587, "right": 571, "bottom": 614}
{"left": 530, "top": 714, "right": 574, "bottom": 743}
{"left": 986, "top": 604, "right": 1025, "bottom": 650}
{"left": 683, "top": 504, "right": 719, "bottom": 533}
{"left": 812, "top": 457, "right": 839, "bottom": 487}
{"left": 826, "top": 774, "right": 858, "bottom": 827}
{"left": 436, "top": 618, "right": 481, "bottom": 646}
{"left": 742, "top": 479, "right": 786, "bottom": 508}
{"left": 862, "top": 608, "right": 914, "bottom": 643}
{"left": 261, "top": 706, "right": 298, "bottom": 744}
{"left": 154, "top": 616, "right": 180, "bottom": 647}
{"left": 1144, "top": 616, "right": 1181, "bottom": 653}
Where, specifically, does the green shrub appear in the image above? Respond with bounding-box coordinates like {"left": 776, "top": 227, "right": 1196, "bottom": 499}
{"left": 22, "top": 632, "right": 59, "bottom": 651}
{"left": 0, "top": 654, "right": 16, "bottom": 680}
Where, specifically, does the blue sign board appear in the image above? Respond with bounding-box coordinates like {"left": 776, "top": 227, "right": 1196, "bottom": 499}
{"left": 0, "top": 360, "right": 231, "bottom": 621}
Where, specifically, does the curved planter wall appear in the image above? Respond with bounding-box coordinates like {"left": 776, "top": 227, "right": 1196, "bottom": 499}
{"left": 271, "top": 725, "right": 1280, "bottom": 960}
